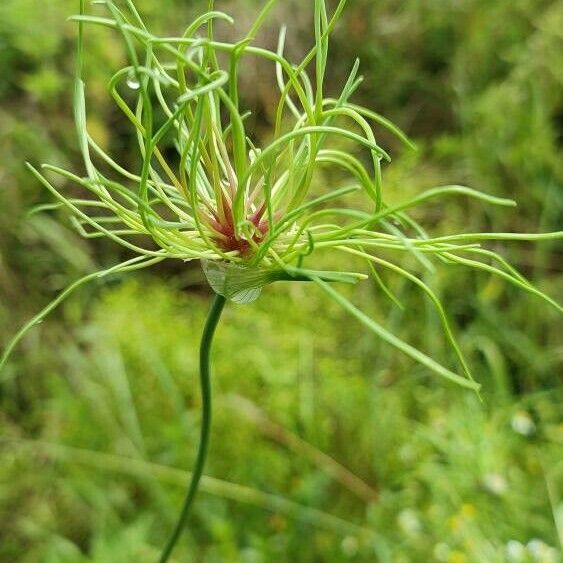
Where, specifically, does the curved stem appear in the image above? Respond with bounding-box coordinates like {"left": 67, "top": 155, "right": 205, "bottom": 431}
{"left": 159, "top": 293, "right": 227, "bottom": 563}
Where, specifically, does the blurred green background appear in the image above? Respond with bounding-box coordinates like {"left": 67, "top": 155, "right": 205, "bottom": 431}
{"left": 0, "top": 0, "right": 562, "bottom": 561}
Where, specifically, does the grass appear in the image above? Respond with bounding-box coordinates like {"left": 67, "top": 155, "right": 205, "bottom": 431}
{"left": 2, "top": 278, "right": 562, "bottom": 561}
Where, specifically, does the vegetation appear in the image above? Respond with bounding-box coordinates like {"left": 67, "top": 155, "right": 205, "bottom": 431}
{"left": 0, "top": 0, "right": 561, "bottom": 561}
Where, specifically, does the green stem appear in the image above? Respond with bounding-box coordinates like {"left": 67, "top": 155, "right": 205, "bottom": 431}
{"left": 159, "top": 293, "right": 227, "bottom": 563}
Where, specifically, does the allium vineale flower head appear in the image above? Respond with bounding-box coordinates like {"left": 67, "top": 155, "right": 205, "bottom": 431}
{"left": 2, "top": 0, "right": 561, "bottom": 392}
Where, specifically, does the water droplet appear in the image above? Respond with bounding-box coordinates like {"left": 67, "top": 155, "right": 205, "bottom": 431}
{"left": 126, "top": 73, "right": 140, "bottom": 90}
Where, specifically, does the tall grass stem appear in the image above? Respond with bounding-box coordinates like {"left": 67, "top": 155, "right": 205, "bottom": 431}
{"left": 159, "top": 293, "right": 226, "bottom": 562}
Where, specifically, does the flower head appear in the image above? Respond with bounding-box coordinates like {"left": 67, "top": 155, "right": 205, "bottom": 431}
{"left": 3, "top": 0, "right": 561, "bottom": 390}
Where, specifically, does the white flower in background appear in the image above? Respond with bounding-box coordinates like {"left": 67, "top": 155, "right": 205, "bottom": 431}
{"left": 505, "top": 538, "right": 560, "bottom": 562}
{"left": 511, "top": 410, "right": 536, "bottom": 436}
{"left": 483, "top": 473, "right": 508, "bottom": 496}
{"left": 433, "top": 542, "right": 451, "bottom": 562}
{"left": 398, "top": 508, "right": 422, "bottom": 536}
{"left": 527, "top": 539, "right": 559, "bottom": 562}
{"left": 506, "top": 540, "right": 526, "bottom": 561}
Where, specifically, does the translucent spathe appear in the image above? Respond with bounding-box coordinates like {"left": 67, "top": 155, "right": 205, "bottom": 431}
{"left": 202, "top": 261, "right": 264, "bottom": 304}
{"left": 202, "top": 260, "right": 366, "bottom": 304}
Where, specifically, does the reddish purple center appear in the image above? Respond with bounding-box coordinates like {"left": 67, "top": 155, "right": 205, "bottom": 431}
{"left": 208, "top": 206, "right": 269, "bottom": 255}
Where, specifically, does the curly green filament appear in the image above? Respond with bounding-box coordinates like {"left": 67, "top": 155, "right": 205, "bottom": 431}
{"left": 159, "top": 293, "right": 227, "bottom": 563}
